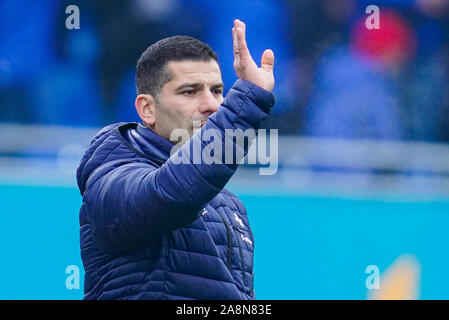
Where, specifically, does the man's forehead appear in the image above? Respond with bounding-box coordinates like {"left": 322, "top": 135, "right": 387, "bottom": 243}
{"left": 166, "top": 60, "right": 222, "bottom": 83}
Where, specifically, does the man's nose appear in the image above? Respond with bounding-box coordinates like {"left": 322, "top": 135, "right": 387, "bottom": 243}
{"left": 199, "top": 90, "right": 220, "bottom": 114}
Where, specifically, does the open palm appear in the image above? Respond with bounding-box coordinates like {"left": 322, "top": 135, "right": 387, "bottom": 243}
{"left": 232, "top": 19, "right": 275, "bottom": 92}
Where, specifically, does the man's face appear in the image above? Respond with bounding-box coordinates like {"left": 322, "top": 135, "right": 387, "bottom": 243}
{"left": 152, "top": 60, "right": 224, "bottom": 140}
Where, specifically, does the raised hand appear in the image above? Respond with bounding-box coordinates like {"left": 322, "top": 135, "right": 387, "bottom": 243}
{"left": 232, "top": 19, "right": 275, "bottom": 92}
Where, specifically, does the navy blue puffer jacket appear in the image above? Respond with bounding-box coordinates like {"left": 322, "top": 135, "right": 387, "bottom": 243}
{"left": 76, "top": 79, "right": 275, "bottom": 299}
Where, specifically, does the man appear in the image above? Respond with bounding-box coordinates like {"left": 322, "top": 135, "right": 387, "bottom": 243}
{"left": 76, "top": 19, "right": 275, "bottom": 299}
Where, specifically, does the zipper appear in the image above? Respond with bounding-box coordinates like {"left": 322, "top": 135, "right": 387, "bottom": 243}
{"left": 219, "top": 214, "right": 232, "bottom": 270}
{"left": 233, "top": 225, "right": 249, "bottom": 293}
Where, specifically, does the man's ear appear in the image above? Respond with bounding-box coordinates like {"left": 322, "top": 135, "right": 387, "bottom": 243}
{"left": 135, "top": 94, "right": 156, "bottom": 127}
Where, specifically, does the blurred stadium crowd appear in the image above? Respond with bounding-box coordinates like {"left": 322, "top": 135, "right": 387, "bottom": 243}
{"left": 0, "top": 0, "right": 448, "bottom": 141}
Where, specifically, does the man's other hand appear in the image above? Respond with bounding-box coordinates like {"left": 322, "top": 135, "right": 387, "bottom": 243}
{"left": 232, "top": 19, "right": 275, "bottom": 92}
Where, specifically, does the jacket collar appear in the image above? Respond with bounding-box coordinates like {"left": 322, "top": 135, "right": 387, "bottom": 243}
{"left": 119, "top": 122, "right": 175, "bottom": 165}
{"left": 135, "top": 123, "right": 175, "bottom": 158}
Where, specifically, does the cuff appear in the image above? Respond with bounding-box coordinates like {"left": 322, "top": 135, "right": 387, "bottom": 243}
{"left": 232, "top": 79, "right": 276, "bottom": 114}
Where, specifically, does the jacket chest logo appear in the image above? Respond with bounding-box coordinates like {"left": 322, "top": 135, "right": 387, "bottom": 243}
{"left": 240, "top": 233, "right": 253, "bottom": 246}
{"left": 233, "top": 212, "right": 245, "bottom": 228}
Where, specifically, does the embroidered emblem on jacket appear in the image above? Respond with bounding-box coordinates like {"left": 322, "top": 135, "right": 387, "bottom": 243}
{"left": 233, "top": 212, "right": 244, "bottom": 228}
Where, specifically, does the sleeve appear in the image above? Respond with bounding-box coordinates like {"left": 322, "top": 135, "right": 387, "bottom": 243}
{"left": 82, "top": 79, "right": 275, "bottom": 252}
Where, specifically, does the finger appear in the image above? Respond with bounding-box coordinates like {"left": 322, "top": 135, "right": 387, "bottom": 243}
{"left": 233, "top": 26, "right": 239, "bottom": 58}
{"left": 238, "top": 19, "right": 246, "bottom": 36}
{"left": 261, "top": 49, "right": 274, "bottom": 73}
{"left": 233, "top": 19, "right": 248, "bottom": 54}
{"left": 235, "top": 20, "right": 247, "bottom": 52}
{"left": 235, "top": 26, "right": 249, "bottom": 62}
{"left": 232, "top": 19, "right": 239, "bottom": 48}
{"left": 232, "top": 20, "right": 238, "bottom": 52}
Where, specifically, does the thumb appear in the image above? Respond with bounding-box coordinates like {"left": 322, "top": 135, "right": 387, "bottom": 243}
{"left": 261, "top": 49, "right": 274, "bottom": 73}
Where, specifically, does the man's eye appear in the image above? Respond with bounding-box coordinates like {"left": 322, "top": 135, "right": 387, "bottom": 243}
{"left": 182, "top": 90, "right": 196, "bottom": 96}
{"left": 213, "top": 89, "right": 223, "bottom": 96}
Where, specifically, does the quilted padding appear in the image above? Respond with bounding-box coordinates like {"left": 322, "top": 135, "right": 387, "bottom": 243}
{"left": 76, "top": 79, "right": 275, "bottom": 299}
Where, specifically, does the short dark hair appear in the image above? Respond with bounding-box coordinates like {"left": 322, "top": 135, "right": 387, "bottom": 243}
{"left": 136, "top": 36, "right": 219, "bottom": 98}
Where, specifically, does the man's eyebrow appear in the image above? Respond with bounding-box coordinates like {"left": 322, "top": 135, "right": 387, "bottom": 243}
{"left": 175, "top": 82, "right": 224, "bottom": 92}
{"left": 210, "top": 83, "right": 224, "bottom": 90}
{"left": 175, "top": 83, "right": 204, "bottom": 91}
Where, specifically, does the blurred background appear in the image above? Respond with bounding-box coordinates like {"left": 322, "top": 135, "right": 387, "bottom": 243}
{"left": 0, "top": 0, "right": 448, "bottom": 299}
